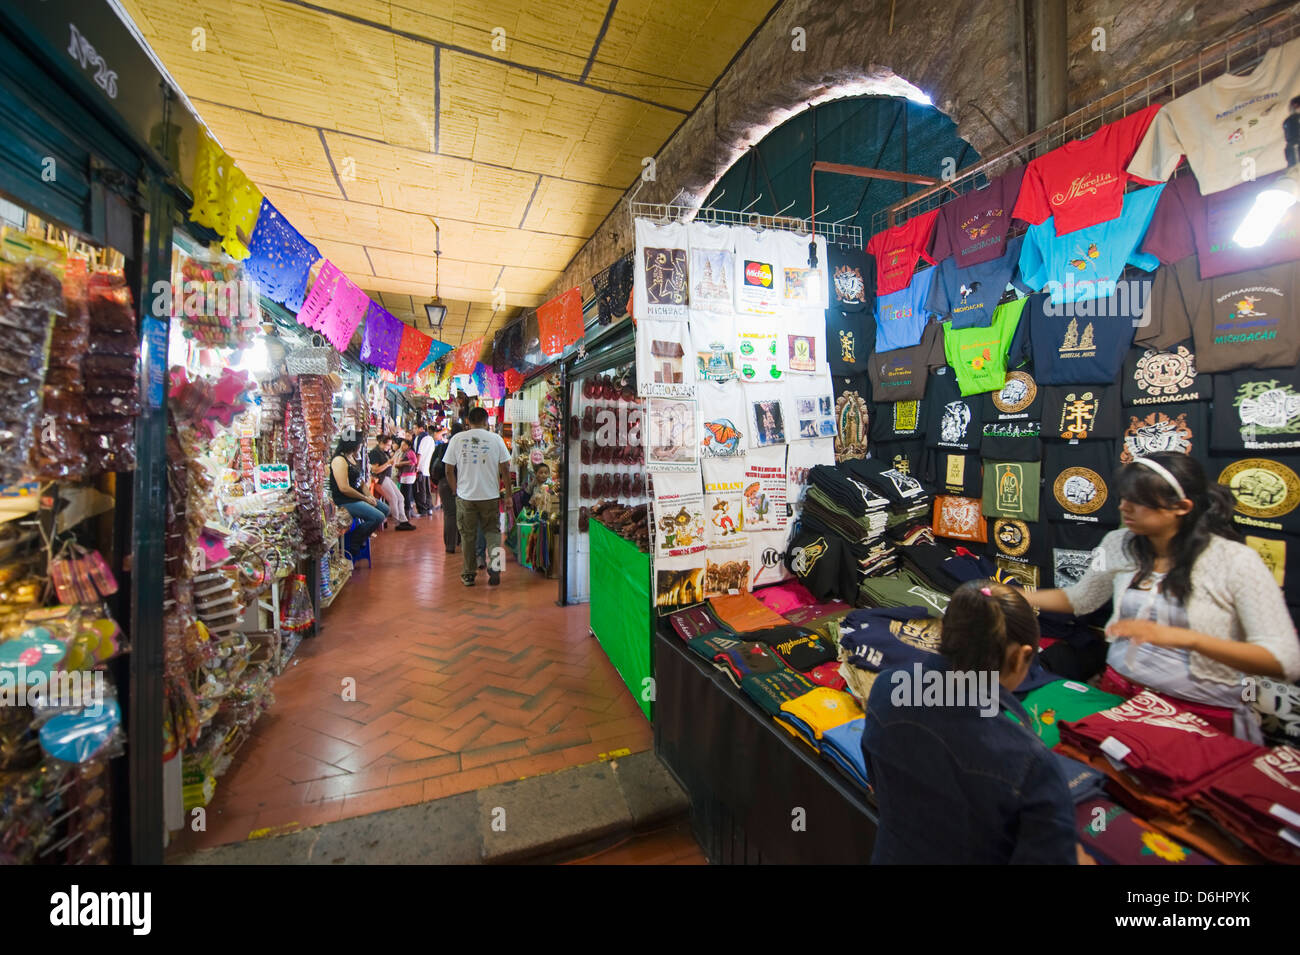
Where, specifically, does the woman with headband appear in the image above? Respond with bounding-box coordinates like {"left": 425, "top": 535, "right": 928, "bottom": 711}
{"left": 1024, "top": 453, "right": 1300, "bottom": 741}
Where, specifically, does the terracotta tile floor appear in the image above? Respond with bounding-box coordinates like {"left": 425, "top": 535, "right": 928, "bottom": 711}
{"left": 169, "top": 509, "right": 653, "bottom": 854}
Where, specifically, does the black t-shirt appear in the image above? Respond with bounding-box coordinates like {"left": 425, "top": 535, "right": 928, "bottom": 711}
{"left": 979, "top": 420, "right": 1043, "bottom": 461}
{"left": 844, "top": 451, "right": 929, "bottom": 505}
{"left": 785, "top": 531, "right": 860, "bottom": 602}
{"left": 1041, "top": 384, "right": 1122, "bottom": 441}
{"left": 1047, "top": 522, "right": 1110, "bottom": 590}
{"left": 368, "top": 447, "right": 392, "bottom": 476}
{"left": 1043, "top": 440, "right": 1121, "bottom": 527}
{"left": 980, "top": 368, "right": 1044, "bottom": 424}
{"left": 1210, "top": 368, "right": 1300, "bottom": 454}
{"left": 831, "top": 372, "right": 872, "bottom": 461}
{"left": 923, "top": 366, "right": 984, "bottom": 451}
{"left": 923, "top": 448, "right": 983, "bottom": 497}
{"left": 1119, "top": 401, "right": 1210, "bottom": 467}
{"left": 828, "top": 244, "right": 875, "bottom": 313}
{"left": 826, "top": 307, "right": 875, "bottom": 376}
{"left": 1027, "top": 284, "right": 1143, "bottom": 384}
{"left": 1121, "top": 342, "right": 1211, "bottom": 406}
{"left": 1235, "top": 528, "right": 1300, "bottom": 613}
{"left": 870, "top": 397, "right": 925, "bottom": 443}
{"left": 1207, "top": 454, "right": 1300, "bottom": 535}
{"left": 747, "top": 625, "right": 837, "bottom": 671}
{"left": 985, "top": 515, "right": 1052, "bottom": 589}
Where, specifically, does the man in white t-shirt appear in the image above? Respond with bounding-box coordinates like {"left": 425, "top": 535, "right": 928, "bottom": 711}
{"left": 412, "top": 421, "right": 435, "bottom": 516}
{"left": 444, "top": 407, "right": 512, "bottom": 586}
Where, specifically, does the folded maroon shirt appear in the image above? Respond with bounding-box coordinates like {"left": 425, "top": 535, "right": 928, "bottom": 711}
{"left": 668, "top": 605, "right": 720, "bottom": 641}
{"left": 1193, "top": 746, "right": 1300, "bottom": 865}
{"left": 1057, "top": 692, "right": 1263, "bottom": 800}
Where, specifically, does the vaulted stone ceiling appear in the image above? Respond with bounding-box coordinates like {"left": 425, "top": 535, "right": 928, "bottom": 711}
{"left": 119, "top": 0, "right": 775, "bottom": 343}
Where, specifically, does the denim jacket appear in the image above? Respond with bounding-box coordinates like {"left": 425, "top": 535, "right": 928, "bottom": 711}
{"left": 861, "top": 656, "right": 1077, "bottom": 864}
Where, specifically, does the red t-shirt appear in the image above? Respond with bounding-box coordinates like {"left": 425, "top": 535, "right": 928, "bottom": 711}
{"left": 866, "top": 208, "right": 940, "bottom": 295}
{"left": 1012, "top": 103, "right": 1163, "bottom": 235}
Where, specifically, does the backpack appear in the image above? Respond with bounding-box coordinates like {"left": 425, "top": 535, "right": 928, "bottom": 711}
{"left": 429, "top": 442, "right": 450, "bottom": 484}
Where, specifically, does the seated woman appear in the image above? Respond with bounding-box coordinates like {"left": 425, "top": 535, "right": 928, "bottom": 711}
{"left": 1024, "top": 453, "right": 1300, "bottom": 742}
{"left": 861, "top": 580, "right": 1083, "bottom": 864}
{"left": 329, "top": 434, "right": 390, "bottom": 555}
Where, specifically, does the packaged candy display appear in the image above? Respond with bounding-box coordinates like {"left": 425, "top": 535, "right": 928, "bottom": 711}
{"left": 83, "top": 272, "right": 140, "bottom": 473}
{"left": 31, "top": 260, "right": 90, "bottom": 480}
{"left": 172, "top": 249, "right": 260, "bottom": 349}
{"left": 286, "top": 392, "right": 327, "bottom": 556}
{"left": 0, "top": 259, "right": 58, "bottom": 487}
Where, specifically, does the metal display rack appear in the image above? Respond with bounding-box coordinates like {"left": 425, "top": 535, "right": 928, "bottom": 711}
{"left": 630, "top": 198, "right": 863, "bottom": 247}
{"left": 870, "top": 5, "right": 1300, "bottom": 235}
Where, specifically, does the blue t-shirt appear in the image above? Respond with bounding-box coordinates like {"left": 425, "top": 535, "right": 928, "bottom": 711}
{"left": 1019, "top": 184, "right": 1165, "bottom": 305}
{"left": 874, "top": 266, "right": 938, "bottom": 353}
{"left": 1029, "top": 279, "right": 1148, "bottom": 384}
{"left": 926, "top": 234, "right": 1029, "bottom": 329}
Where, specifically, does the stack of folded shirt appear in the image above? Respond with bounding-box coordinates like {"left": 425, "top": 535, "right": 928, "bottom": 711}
{"left": 899, "top": 539, "right": 997, "bottom": 594}
{"left": 858, "top": 538, "right": 899, "bottom": 578}
{"left": 752, "top": 580, "right": 819, "bottom": 615}
{"left": 887, "top": 520, "right": 934, "bottom": 546}
{"left": 1015, "top": 680, "right": 1125, "bottom": 748}
{"left": 709, "top": 593, "right": 791, "bottom": 633}
{"left": 1193, "top": 746, "right": 1300, "bottom": 864}
{"left": 803, "top": 487, "right": 889, "bottom": 544}
{"left": 740, "top": 668, "right": 818, "bottom": 720}
{"left": 774, "top": 686, "right": 863, "bottom": 753}
{"left": 712, "top": 641, "right": 786, "bottom": 686}
{"left": 1075, "top": 797, "right": 1216, "bottom": 866}
{"left": 808, "top": 464, "right": 891, "bottom": 516}
{"left": 1053, "top": 751, "right": 1108, "bottom": 804}
{"left": 804, "top": 661, "right": 848, "bottom": 690}
{"left": 1057, "top": 691, "right": 1263, "bottom": 803}
{"left": 858, "top": 566, "right": 951, "bottom": 616}
{"left": 747, "top": 625, "right": 837, "bottom": 672}
{"left": 821, "top": 717, "right": 870, "bottom": 790}
{"left": 842, "top": 457, "right": 933, "bottom": 508}
{"left": 833, "top": 605, "right": 942, "bottom": 702}
{"left": 666, "top": 604, "right": 722, "bottom": 641}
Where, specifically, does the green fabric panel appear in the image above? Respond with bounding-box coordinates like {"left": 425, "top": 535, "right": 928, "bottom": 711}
{"left": 589, "top": 520, "right": 654, "bottom": 721}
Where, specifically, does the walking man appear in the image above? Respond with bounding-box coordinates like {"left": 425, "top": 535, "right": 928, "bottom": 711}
{"left": 412, "top": 420, "right": 435, "bottom": 516}
{"left": 444, "top": 407, "right": 511, "bottom": 586}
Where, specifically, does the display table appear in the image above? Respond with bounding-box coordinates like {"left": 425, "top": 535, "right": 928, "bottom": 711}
{"left": 654, "top": 630, "right": 879, "bottom": 864}
{"left": 588, "top": 519, "right": 654, "bottom": 720}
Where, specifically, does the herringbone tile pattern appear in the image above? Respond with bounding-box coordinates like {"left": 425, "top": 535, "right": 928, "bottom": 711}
{"left": 170, "top": 509, "right": 651, "bottom": 852}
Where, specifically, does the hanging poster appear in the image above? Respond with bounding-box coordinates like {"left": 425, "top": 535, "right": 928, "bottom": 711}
{"left": 691, "top": 310, "right": 738, "bottom": 383}
{"left": 634, "top": 219, "right": 690, "bottom": 320}
{"left": 645, "top": 397, "right": 699, "bottom": 471}
{"left": 780, "top": 309, "right": 827, "bottom": 376}
{"left": 702, "top": 457, "right": 748, "bottom": 550}
{"left": 655, "top": 553, "right": 708, "bottom": 612}
{"left": 736, "top": 325, "right": 782, "bottom": 382}
{"left": 688, "top": 221, "right": 736, "bottom": 313}
{"left": 833, "top": 374, "right": 871, "bottom": 461}
{"left": 636, "top": 318, "right": 696, "bottom": 398}
{"left": 653, "top": 471, "right": 706, "bottom": 560}
{"left": 791, "top": 371, "right": 838, "bottom": 441}
{"left": 745, "top": 382, "right": 790, "bottom": 449}
{"left": 697, "top": 380, "right": 748, "bottom": 458}
{"left": 704, "top": 554, "right": 753, "bottom": 598}
{"left": 777, "top": 232, "right": 829, "bottom": 309}
{"left": 743, "top": 445, "right": 789, "bottom": 532}
{"left": 734, "top": 228, "right": 784, "bottom": 315}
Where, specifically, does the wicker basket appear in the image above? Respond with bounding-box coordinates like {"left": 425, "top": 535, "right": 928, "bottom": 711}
{"left": 285, "top": 335, "right": 341, "bottom": 376}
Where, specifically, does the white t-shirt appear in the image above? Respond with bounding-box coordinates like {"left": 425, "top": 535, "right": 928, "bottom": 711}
{"left": 444, "top": 429, "right": 511, "bottom": 501}
{"left": 414, "top": 432, "right": 435, "bottom": 475}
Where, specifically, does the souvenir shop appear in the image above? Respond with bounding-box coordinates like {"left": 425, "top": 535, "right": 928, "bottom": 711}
{"left": 630, "top": 17, "right": 1300, "bottom": 865}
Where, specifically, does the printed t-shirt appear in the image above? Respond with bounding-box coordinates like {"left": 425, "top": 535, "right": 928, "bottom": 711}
{"left": 779, "top": 687, "right": 862, "bottom": 738}
{"left": 866, "top": 320, "right": 944, "bottom": 402}
{"left": 1018, "top": 184, "right": 1165, "bottom": 304}
{"left": 685, "top": 631, "right": 744, "bottom": 662}
{"left": 928, "top": 164, "right": 1028, "bottom": 267}
{"left": 1140, "top": 255, "right": 1300, "bottom": 372}
{"left": 1140, "top": 170, "right": 1300, "bottom": 277}
{"left": 932, "top": 495, "right": 988, "bottom": 543}
{"left": 820, "top": 718, "right": 870, "bottom": 788}
{"left": 1015, "top": 679, "right": 1125, "bottom": 748}
{"left": 776, "top": 231, "right": 829, "bottom": 309}
{"left": 696, "top": 380, "right": 749, "bottom": 458}
{"left": 1050, "top": 522, "right": 1110, "bottom": 591}
{"left": 1197, "top": 746, "right": 1300, "bottom": 864}
{"left": 844, "top": 455, "right": 928, "bottom": 505}
{"left": 443, "top": 429, "right": 511, "bottom": 501}
{"left": 1043, "top": 440, "right": 1121, "bottom": 526}
{"left": 785, "top": 529, "right": 858, "bottom": 603}
{"left": 1074, "top": 798, "right": 1214, "bottom": 865}
{"left": 979, "top": 419, "right": 1043, "bottom": 461}
{"left": 985, "top": 516, "right": 1050, "bottom": 589}
{"left": 1027, "top": 284, "right": 1144, "bottom": 384}
{"left": 634, "top": 218, "right": 690, "bottom": 319}
{"left": 1122, "top": 342, "right": 1211, "bottom": 405}
{"left": 831, "top": 373, "right": 871, "bottom": 461}
{"left": 837, "top": 606, "right": 944, "bottom": 670}
{"left": 1041, "top": 384, "right": 1123, "bottom": 440}
{"left": 874, "top": 266, "right": 938, "bottom": 352}
{"left": 740, "top": 669, "right": 819, "bottom": 718}
{"left": 828, "top": 244, "right": 874, "bottom": 312}
{"left": 942, "top": 296, "right": 1029, "bottom": 396}
{"left": 1211, "top": 367, "right": 1300, "bottom": 453}
{"left": 928, "top": 449, "right": 983, "bottom": 497}
{"left": 981, "top": 459, "right": 1041, "bottom": 522}
{"left": 870, "top": 396, "right": 924, "bottom": 443}
{"left": 1057, "top": 691, "right": 1263, "bottom": 798}
{"left": 925, "top": 235, "right": 1027, "bottom": 329}
{"left": 1125, "top": 35, "right": 1300, "bottom": 196}
{"left": 753, "top": 579, "right": 817, "bottom": 615}
{"left": 1012, "top": 103, "right": 1163, "bottom": 234}
{"left": 687, "top": 220, "right": 736, "bottom": 312}
{"left": 713, "top": 642, "right": 785, "bottom": 683}
{"left": 981, "top": 369, "right": 1044, "bottom": 423}
{"left": 826, "top": 308, "right": 873, "bottom": 376}
{"left": 867, "top": 207, "right": 940, "bottom": 295}
{"left": 1119, "top": 401, "right": 1209, "bottom": 465}
{"left": 668, "top": 606, "right": 721, "bottom": 641}
{"left": 923, "top": 366, "right": 983, "bottom": 451}
{"left": 1209, "top": 453, "right": 1300, "bottom": 535}
{"left": 690, "top": 311, "right": 739, "bottom": 384}
{"left": 708, "top": 593, "right": 790, "bottom": 633}
{"left": 734, "top": 227, "right": 785, "bottom": 314}
{"left": 781, "top": 309, "right": 827, "bottom": 377}
{"left": 1238, "top": 528, "right": 1300, "bottom": 610}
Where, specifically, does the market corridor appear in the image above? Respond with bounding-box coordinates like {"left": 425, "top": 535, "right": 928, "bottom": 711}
{"left": 167, "top": 510, "right": 656, "bottom": 855}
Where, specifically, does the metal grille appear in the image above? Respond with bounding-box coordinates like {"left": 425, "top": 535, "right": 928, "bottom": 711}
{"left": 870, "top": 5, "right": 1300, "bottom": 236}
{"left": 630, "top": 199, "right": 863, "bottom": 247}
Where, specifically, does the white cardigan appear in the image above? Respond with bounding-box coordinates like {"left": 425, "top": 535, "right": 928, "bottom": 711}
{"left": 1062, "top": 529, "right": 1300, "bottom": 686}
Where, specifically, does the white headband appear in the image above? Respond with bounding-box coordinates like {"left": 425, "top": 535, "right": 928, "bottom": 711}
{"left": 1134, "top": 457, "right": 1186, "bottom": 501}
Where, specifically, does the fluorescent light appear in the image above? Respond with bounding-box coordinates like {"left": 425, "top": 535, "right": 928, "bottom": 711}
{"left": 1233, "top": 169, "right": 1300, "bottom": 249}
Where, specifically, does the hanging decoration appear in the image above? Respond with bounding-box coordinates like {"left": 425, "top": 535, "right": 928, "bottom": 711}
{"left": 504, "top": 368, "right": 524, "bottom": 393}
{"left": 451, "top": 337, "right": 485, "bottom": 376}
{"left": 537, "top": 286, "right": 584, "bottom": 355}
{"left": 394, "top": 324, "right": 434, "bottom": 376}
{"left": 188, "top": 133, "right": 263, "bottom": 260}
{"left": 296, "top": 260, "right": 368, "bottom": 351}
{"left": 418, "top": 339, "right": 453, "bottom": 372}
{"left": 358, "top": 301, "right": 403, "bottom": 371}
{"left": 243, "top": 199, "right": 321, "bottom": 312}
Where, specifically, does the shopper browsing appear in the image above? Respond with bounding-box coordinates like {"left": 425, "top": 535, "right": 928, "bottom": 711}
{"left": 412, "top": 420, "right": 436, "bottom": 517}
{"left": 369, "top": 434, "right": 415, "bottom": 531}
{"left": 444, "top": 407, "right": 511, "bottom": 587}
{"left": 861, "top": 580, "right": 1083, "bottom": 864}
{"left": 395, "top": 437, "right": 419, "bottom": 520}
{"left": 1023, "top": 453, "right": 1300, "bottom": 742}
{"left": 434, "top": 424, "right": 462, "bottom": 554}
{"left": 329, "top": 434, "right": 391, "bottom": 556}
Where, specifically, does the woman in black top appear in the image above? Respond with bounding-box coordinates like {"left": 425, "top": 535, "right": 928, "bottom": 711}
{"left": 330, "top": 435, "right": 390, "bottom": 555}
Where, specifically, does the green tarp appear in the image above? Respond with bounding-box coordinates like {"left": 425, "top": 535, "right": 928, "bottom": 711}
{"left": 588, "top": 520, "right": 653, "bottom": 721}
